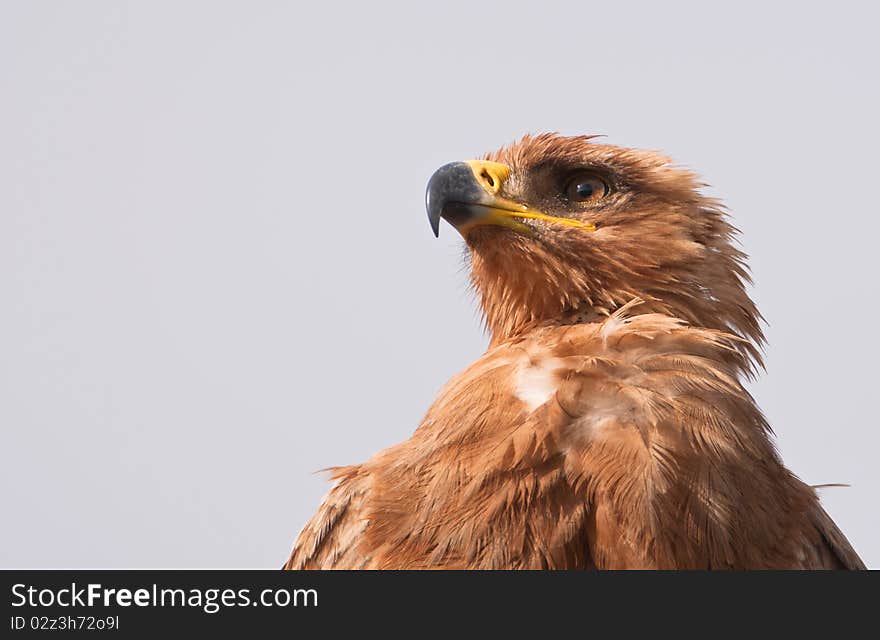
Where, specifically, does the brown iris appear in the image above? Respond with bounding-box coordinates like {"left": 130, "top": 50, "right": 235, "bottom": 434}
{"left": 564, "top": 172, "right": 609, "bottom": 203}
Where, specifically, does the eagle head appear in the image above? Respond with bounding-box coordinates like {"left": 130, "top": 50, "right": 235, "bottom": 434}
{"left": 426, "top": 133, "right": 763, "bottom": 365}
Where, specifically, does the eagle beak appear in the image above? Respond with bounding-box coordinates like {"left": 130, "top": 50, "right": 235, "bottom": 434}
{"left": 425, "top": 161, "right": 528, "bottom": 238}
{"left": 425, "top": 160, "right": 596, "bottom": 238}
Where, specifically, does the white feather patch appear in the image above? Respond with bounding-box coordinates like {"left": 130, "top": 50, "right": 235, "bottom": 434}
{"left": 514, "top": 357, "right": 564, "bottom": 411}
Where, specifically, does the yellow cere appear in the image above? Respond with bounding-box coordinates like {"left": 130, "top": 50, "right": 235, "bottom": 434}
{"left": 465, "top": 160, "right": 511, "bottom": 194}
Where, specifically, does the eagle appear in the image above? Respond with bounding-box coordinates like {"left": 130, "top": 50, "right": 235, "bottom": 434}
{"left": 284, "top": 133, "right": 864, "bottom": 569}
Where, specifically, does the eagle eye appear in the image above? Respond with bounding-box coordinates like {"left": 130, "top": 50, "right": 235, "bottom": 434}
{"left": 564, "top": 172, "right": 609, "bottom": 203}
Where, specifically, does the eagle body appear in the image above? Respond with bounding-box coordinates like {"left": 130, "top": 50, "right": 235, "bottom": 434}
{"left": 285, "top": 134, "right": 864, "bottom": 570}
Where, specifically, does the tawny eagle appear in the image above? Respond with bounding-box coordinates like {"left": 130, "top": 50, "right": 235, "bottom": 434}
{"left": 284, "top": 134, "right": 864, "bottom": 570}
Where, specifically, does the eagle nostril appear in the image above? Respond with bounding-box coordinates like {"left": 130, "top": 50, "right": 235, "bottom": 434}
{"left": 481, "top": 169, "right": 496, "bottom": 190}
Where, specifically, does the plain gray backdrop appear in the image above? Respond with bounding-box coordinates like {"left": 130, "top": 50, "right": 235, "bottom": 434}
{"left": 1, "top": 1, "right": 877, "bottom": 568}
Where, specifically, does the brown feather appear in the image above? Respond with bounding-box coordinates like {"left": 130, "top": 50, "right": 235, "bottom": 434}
{"left": 284, "top": 134, "right": 863, "bottom": 570}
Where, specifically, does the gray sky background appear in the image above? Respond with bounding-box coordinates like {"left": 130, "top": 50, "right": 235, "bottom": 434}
{"left": 1, "top": 1, "right": 877, "bottom": 568}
